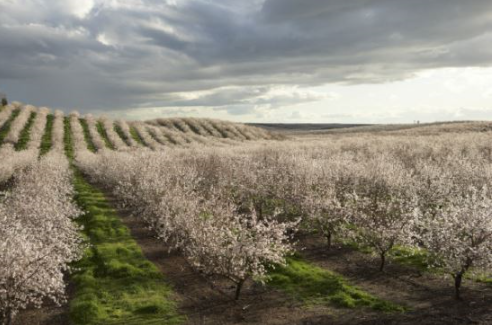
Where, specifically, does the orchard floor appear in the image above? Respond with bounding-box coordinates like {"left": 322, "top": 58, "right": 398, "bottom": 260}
{"left": 300, "top": 236, "right": 492, "bottom": 325}
{"left": 14, "top": 199, "right": 492, "bottom": 325}
{"left": 117, "top": 200, "right": 492, "bottom": 325}
{"left": 13, "top": 286, "right": 72, "bottom": 325}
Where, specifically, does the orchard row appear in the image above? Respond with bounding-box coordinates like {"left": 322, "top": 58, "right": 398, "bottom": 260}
{"left": 75, "top": 131, "right": 492, "bottom": 300}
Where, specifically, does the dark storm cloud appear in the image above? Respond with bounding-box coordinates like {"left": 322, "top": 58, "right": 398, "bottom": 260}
{"left": 0, "top": 0, "right": 491, "bottom": 115}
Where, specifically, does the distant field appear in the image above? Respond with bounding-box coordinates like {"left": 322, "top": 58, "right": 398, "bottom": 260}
{"left": 252, "top": 120, "right": 492, "bottom": 135}
{"left": 248, "top": 123, "right": 370, "bottom": 132}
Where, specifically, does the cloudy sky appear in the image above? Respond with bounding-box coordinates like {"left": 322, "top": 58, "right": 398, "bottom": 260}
{"left": 1, "top": 0, "right": 492, "bottom": 123}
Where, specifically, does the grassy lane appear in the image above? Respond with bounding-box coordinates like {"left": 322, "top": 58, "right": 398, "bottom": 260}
{"left": 39, "top": 114, "right": 54, "bottom": 156}
{"left": 268, "top": 257, "right": 405, "bottom": 312}
{"left": 64, "top": 118, "right": 183, "bottom": 325}
{"left": 96, "top": 121, "right": 115, "bottom": 150}
{"left": 0, "top": 108, "right": 20, "bottom": 145}
{"left": 15, "top": 111, "right": 37, "bottom": 150}
{"left": 79, "top": 118, "right": 97, "bottom": 153}
{"left": 69, "top": 174, "right": 184, "bottom": 325}
{"left": 113, "top": 123, "right": 131, "bottom": 146}
{"left": 129, "top": 126, "right": 145, "bottom": 147}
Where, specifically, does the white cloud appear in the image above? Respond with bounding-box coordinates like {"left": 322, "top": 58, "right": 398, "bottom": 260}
{"left": 63, "top": 0, "right": 95, "bottom": 18}
{"left": 1, "top": 0, "right": 492, "bottom": 123}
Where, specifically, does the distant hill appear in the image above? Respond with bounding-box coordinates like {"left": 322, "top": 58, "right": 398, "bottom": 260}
{"left": 250, "top": 121, "right": 492, "bottom": 135}
{"left": 249, "top": 123, "right": 370, "bottom": 132}
{"left": 0, "top": 103, "right": 277, "bottom": 156}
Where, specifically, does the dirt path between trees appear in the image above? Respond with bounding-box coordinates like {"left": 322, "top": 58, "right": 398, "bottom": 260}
{"left": 300, "top": 236, "right": 492, "bottom": 325}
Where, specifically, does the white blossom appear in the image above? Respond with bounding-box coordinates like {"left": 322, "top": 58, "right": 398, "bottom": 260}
{"left": 0, "top": 153, "right": 83, "bottom": 324}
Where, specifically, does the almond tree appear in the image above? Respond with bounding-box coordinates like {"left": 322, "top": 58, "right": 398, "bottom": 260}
{"left": 345, "top": 156, "right": 418, "bottom": 271}
{"left": 69, "top": 112, "right": 90, "bottom": 153}
{"left": 3, "top": 105, "right": 35, "bottom": 147}
{"left": 185, "top": 202, "right": 296, "bottom": 300}
{"left": 51, "top": 110, "right": 66, "bottom": 152}
{"left": 301, "top": 155, "right": 358, "bottom": 248}
{"left": 100, "top": 116, "right": 129, "bottom": 150}
{"left": 419, "top": 185, "right": 492, "bottom": 299}
{"left": 85, "top": 114, "right": 107, "bottom": 151}
{"left": 0, "top": 105, "right": 15, "bottom": 129}
{"left": 115, "top": 119, "right": 138, "bottom": 147}
{"left": 0, "top": 153, "right": 83, "bottom": 325}
{"left": 0, "top": 148, "right": 37, "bottom": 184}
{"left": 26, "top": 107, "right": 49, "bottom": 151}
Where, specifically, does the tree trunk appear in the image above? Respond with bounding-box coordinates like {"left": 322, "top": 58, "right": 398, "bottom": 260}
{"left": 454, "top": 271, "right": 464, "bottom": 300}
{"left": 235, "top": 280, "right": 245, "bottom": 300}
{"left": 255, "top": 202, "right": 263, "bottom": 220}
{"left": 326, "top": 232, "right": 332, "bottom": 249}
{"left": 379, "top": 252, "right": 386, "bottom": 272}
{"left": 6, "top": 313, "right": 13, "bottom": 325}
{"left": 2, "top": 309, "right": 13, "bottom": 325}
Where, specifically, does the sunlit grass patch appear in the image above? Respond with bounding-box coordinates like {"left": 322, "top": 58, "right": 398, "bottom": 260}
{"left": 267, "top": 257, "right": 405, "bottom": 312}
{"left": 114, "top": 123, "right": 130, "bottom": 146}
{"left": 129, "top": 126, "right": 145, "bottom": 146}
{"left": 79, "top": 118, "right": 97, "bottom": 153}
{"left": 39, "top": 114, "right": 54, "bottom": 156}
{"left": 15, "top": 111, "right": 36, "bottom": 150}
{"left": 0, "top": 108, "right": 20, "bottom": 145}
{"left": 388, "top": 246, "right": 432, "bottom": 272}
{"left": 69, "top": 173, "right": 184, "bottom": 325}
{"left": 97, "top": 120, "right": 115, "bottom": 150}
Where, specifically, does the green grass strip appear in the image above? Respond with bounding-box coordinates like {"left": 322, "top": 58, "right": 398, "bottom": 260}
{"left": 69, "top": 174, "right": 184, "bottom": 325}
{"left": 79, "top": 118, "right": 97, "bottom": 153}
{"left": 129, "top": 126, "right": 145, "bottom": 146}
{"left": 476, "top": 274, "right": 492, "bottom": 285}
{"left": 39, "top": 114, "right": 54, "bottom": 156}
{"left": 15, "top": 111, "right": 37, "bottom": 151}
{"left": 388, "top": 246, "right": 432, "bottom": 272}
{"left": 65, "top": 116, "right": 75, "bottom": 160}
{"left": 39, "top": 114, "right": 55, "bottom": 156}
{"left": 96, "top": 121, "right": 115, "bottom": 150}
{"left": 267, "top": 257, "right": 405, "bottom": 312}
{"left": 0, "top": 108, "right": 20, "bottom": 145}
{"left": 113, "top": 123, "right": 131, "bottom": 146}
{"left": 64, "top": 120, "right": 183, "bottom": 325}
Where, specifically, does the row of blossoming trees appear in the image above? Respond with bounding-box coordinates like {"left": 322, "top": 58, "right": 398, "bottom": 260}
{"left": 0, "top": 155, "right": 83, "bottom": 325}
{"left": 0, "top": 103, "right": 83, "bottom": 325}
{"left": 75, "top": 131, "right": 492, "bottom": 300}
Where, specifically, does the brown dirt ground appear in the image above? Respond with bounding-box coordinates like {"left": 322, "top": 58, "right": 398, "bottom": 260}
{"left": 14, "top": 190, "right": 492, "bottom": 325}
{"left": 299, "top": 235, "right": 492, "bottom": 325}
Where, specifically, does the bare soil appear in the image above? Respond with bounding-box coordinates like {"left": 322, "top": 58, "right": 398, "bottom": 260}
{"left": 300, "top": 235, "right": 492, "bottom": 325}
